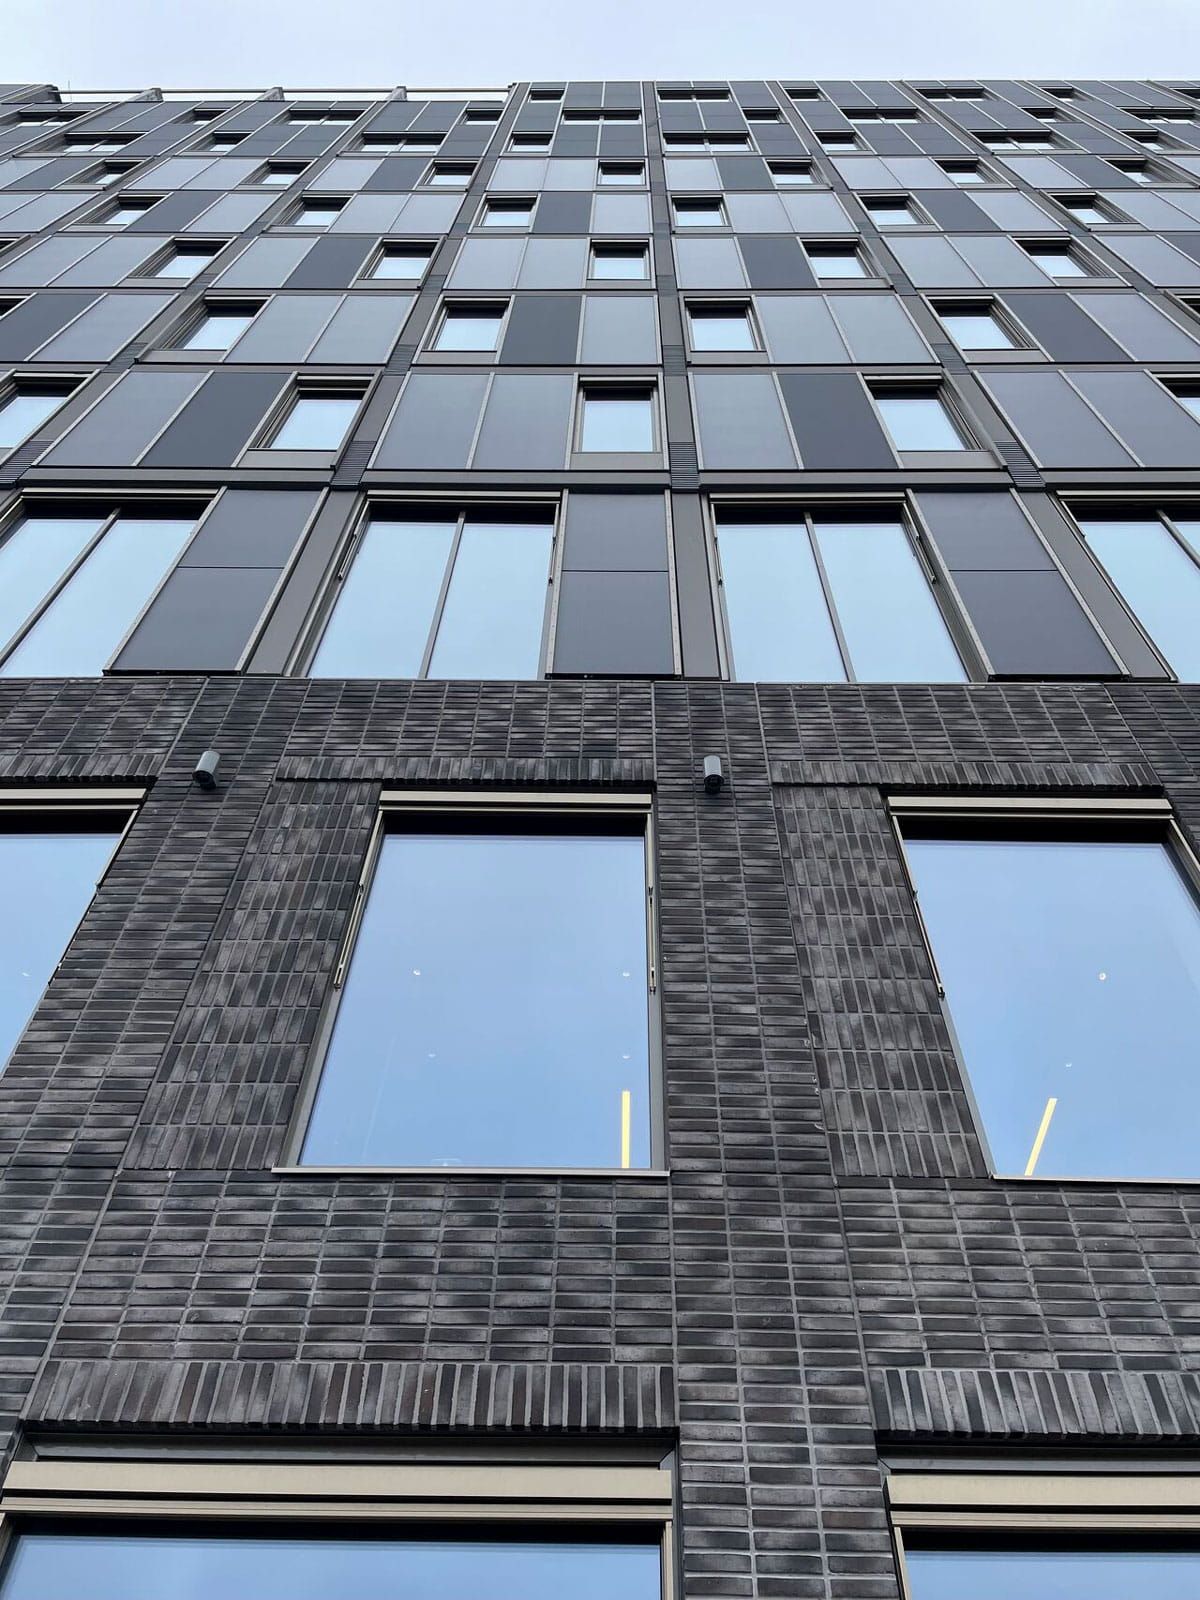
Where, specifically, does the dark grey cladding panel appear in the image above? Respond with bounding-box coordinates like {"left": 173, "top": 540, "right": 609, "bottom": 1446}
{"left": 562, "top": 492, "right": 668, "bottom": 571}
{"left": 910, "top": 124, "right": 972, "bottom": 155}
{"left": 282, "top": 235, "right": 373, "bottom": 289}
{"left": 552, "top": 570, "right": 675, "bottom": 675}
{"left": 916, "top": 189, "right": 998, "bottom": 230}
{"left": 1162, "top": 232, "right": 1200, "bottom": 267}
{"left": 40, "top": 370, "right": 204, "bottom": 466}
{"left": 716, "top": 155, "right": 771, "bottom": 190}
{"left": 778, "top": 371, "right": 896, "bottom": 469}
{"left": 749, "top": 126, "right": 805, "bottom": 157}
{"left": 179, "top": 488, "right": 322, "bottom": 567}
{"left": 141, "top": 371, "right": 287, "bottom": 468}
{"left": 597, "top": 126, "right": 644, "bottom": 158}
{"left": 362, "top": 157, "right": 428, "bottom": 192}
{"left": 112, "top": 566, "right": 280, "bottom": 672}
{"left": 552, "top": 129, "right": 597, "bottom": 158}
{"left": 1003, "top": 292, "right": 1128, "bottom": 362}
{"left": 499, "top": 293, "right": 581, "bottom": 364}
{"left": 373, "top": 372, "right": 489, "bottom": 469}
{"left": 915, "top": 490, "right": 1054, "bottom": 570}
{"left": 0, "top": 291, "right": 95, "bottom": 359}
{"left": 1053, "top": 152, "right": 1142, "bottom": 187}
{"left": 865, "top": 125, "right": 918, "bottom": 155}
{"left": 1070, "top": 369, "right": 1200, "bottom": 467}
{"left": 126, "top": 192, "right": 219, "bottom": 231}
{"left": 738, "top": 234, "right": 817, "bottom": 289}
{"left": 982, "top": 370, "right": 1135, "bottom": 467}
{"left": 953, "top": 569, "right": 1119, "bottom": 675}
{"left": 6, "top": 156, "right": 94, "bottom": 189}
{"left": 670, "top": 492, "right": 720, "bottom": 676}
{"left": 513, "top": 103, "right": 558, "bottom": 132}
{"left": 533, "top": 192, "right": 592, "bottom": 234}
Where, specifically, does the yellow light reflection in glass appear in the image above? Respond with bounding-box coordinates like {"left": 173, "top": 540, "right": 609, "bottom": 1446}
{"left": 1024, "top": 1095, "right": 1058, "bottom": 1177}
{"left": 620, "top": 1089, "right": 632, "bottom": 1169}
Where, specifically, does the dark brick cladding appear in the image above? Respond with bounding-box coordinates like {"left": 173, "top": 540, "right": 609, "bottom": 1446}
{"left": 0, "top": 677, "right": 1195, "bottom": 1598}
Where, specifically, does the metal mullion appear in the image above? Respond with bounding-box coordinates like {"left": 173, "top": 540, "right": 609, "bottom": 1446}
{"left": 418, "top": 509, "right": 467, "bottom": 678}
{"left": 803, "top": 510, "right": 855, "bottom": 683}
{"left": 1160, "top": 506, "right": 1200, "bottom": 572}
{"left": 0, "top": 506, "right": 119, "bottom": 668}
{"left": 538, "top": 498, "right": 563, "bottom": 677}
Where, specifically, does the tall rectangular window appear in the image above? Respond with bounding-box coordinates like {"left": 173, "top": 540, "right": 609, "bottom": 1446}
{"left": 296, "top": 805, "right": 656, "bottom": 1170}
{"left": 266, "top": 391, "right": 363, "bottom": 450}
{"left": 899, "top": 809, "right": 1200, "bottom": 1179}
{"left": 369, "top": 244, "right": 434, "bottom": 281}
{"left": 0, "top": 508, "right": 196, "bottom": 676}
{"left": 714, "top": 509, "right": 965, "bottom": 682}
{"left": 904, "top": 1540, "right": 1200, "bottom": 1599}
{"left": 151, "top": 242, "right": 221, "bottom": 279}
{"left": 0, "top": 809, "right": 127, "bottom": 1070}
{"left": 308, "top": 508, "right": 555, "bottom": 679}
{"left": 1075, "top": 510, "right": 1200, "bottom": 680}
{"left": 871, "top": 389, "right": 968, "bottom": 451}
{"left": 578, "top": 387, "right": 656, "bottom": 452}
{"left": 0, "top": 384, "right": 77, "bottom": 450}
{"left": 178, "top": 304, "right": 261, "bottom": 351}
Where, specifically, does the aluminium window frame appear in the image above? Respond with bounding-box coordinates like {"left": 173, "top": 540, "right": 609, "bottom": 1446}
{"left": 572, "top": 377, "right": 663, "bottom": 461}
{"left": 888, "top": 1465, "right": 1200, "bottom": 1600}
{"left": 683, "top": 298, "right": 762, "bottom": 357}
{"left": 587, "top": 239, "right": 653, "bottom": 283}
{"left": 425, "top": 297, "right": 513, "bottom": 357}
{"left": 0, "top": 374, "right": 87, "bottom": 458}
{"left": 888, "top": 792, "right": 1200, "bottom": 1185}
{"left": 294, "top": 494, "right": 562, "bottom": 681}
{"left": 240, "top": 377, "right": 372, "bottom": 462}
{"left": 168, "top": 295, "right": 267, "bottom": 355}
{"left": 474, "top": 194, "right": 538, "bottom": 231}
{"left": 705, "top": 493, "right": 979, "bottom": 684}
{"left": 928, "top": 296, "right": 1037, "bottom": 361}
{"left": 286, "top": 196, "right": 349, "bottom": 229}
{"left": 865, "top": 379, "right": 981, "bottom": 459}
{"left": 279, "top": 789, "right": 665, "bottom": 1176}
{"left": 360, "top": 238, "right": 438, "bottom": 285}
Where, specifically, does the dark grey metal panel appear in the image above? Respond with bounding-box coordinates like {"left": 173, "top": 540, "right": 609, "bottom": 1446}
{"left": 141, "top": 371, "right": 287, "bottom": 467}
{"left": 737, "top": 235, "right": 817, "bottom": 290}
{"left": 981, "top": 370, "right": 1135, "bottom": 467}
{"left": 716, "top": 155, "right": 771, "bottom": 190}
{"left": 670, "top": 491, "right": 720, "bottom": 677}
{"left": 126, "top": 191, "right": 216, "bottom": 231}
{"left": 34, "top": 292, "right": 174, "bottom": 360}
{"left": 778, "top": 371, "right": 895, "bottom": 469}
{"left": 362, "top": 157, "right": 428, "bottom": 191}
{"left": 0, "top": 291, "right": 95, "bottom": 359}
{"left": 179, "top": 489, "right": 322, "bottom": 568}
{"left": 283, "top": 236, "right": 373, "bottom": 289}
{"left": 499, "top": 294, "right": 581, "bottom": 364}
{"left": 1070, "top": 370, "right": 1200, "bottom": 467}
{"left": 372, "top": 372, "right": 489, "bottom": 469}
{"left": 1004, "top": 292, "right": 1129, "bottom": 362}
{"left": 915, "top": 491, "right": 1054, "bottom": 570}
{"left": 533, "top": 193, "right": 592, "bottom": 233}
{"left": 915, "top": 189, "right": 997, "bottom": 231}
{"left": 563, "top": 493, "right": 668, "bottom": 571}
{"left": 952, "top": 569, "right": 1119, "bottom": 676}
{"left": 474, "top": 374, "right": 573, "bottom": 468}
{"left": 552, "top": 570, "right": 674, "bottom": 675}
{"left": 39, "top": 369, "right": 204, "bottom": 466}
{"left": 113, "top": 566, "right": 281, "bottom": 672}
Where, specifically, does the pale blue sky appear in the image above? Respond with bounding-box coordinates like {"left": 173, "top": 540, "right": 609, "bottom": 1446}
{"left": 4, "top": 0, "right": 1199, "bottom": 89}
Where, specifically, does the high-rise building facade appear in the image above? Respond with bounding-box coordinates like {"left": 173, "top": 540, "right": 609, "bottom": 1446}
{"left": 0, "top": 70, "right": 1199, "bottom": 1597}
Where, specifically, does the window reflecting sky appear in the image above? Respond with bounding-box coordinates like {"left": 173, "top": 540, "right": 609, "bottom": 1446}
{"left": 302, "top": 828, "right": 652, "bottom": 1167}
{"left": 905, "top": 835, "right": 1200, "bottom": 1178}
{"left": 906, "top": 1543, "right": 1200, "bottom": 1600}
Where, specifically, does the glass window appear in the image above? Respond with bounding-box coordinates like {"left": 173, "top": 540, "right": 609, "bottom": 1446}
{"left": 481, "top": 199, "right": 534, "bottom": 227}
{"left": 0, "top": 1525, "right": 662, "bottom": 1600}
{"left": 1175, "top": 392, "right": 1200, "bottom": 423}
{"left": 768, "top": 162, "right": 815, "bottom": 185}
{"left": 0, "top": 386, "right": 75, "bottom": 450}
{"left": 579, "top": 388, "right": 656, "bottom": 451}
{"left": 309, "top": 511, "right": 554, "bottom": 679}
{"left": 0, "top": 512, "right": 195, "bottom": 676}
{"left": 1111, "top": 160, "right": 1153, "bottom": 184}
{"left": 432, "top": 304, "right": 505, "bottom": 351}
{"left": 938, "top": 306, "right": 1017, "bottom": 349}
{"left": 300, "top": 815, "right": 654, "bottom": 1169}
{"left": 905, "top": 1540, "right": 1200, "bottom": 1600}
{"left": 674, "top": 199, "right": 726, "bottom": 227}
{"left": 259, "top": 165, "right": 306, "bottom": 186}
{"left": 1024, "top": 243, "right": 1089, "bottom": 276}
{"left": 290, "top": 200, "right": 344, "bottom": 228}
{"left": 1077, "top": 513, "right": 1200, "bottom": 680}
{"left": 820, "top": 133, "right": 858, "bottom": 149}
{"left": 511, "top": 132, "right": 552, "bottom": 151}
{"left": 688, "top": 304, "right": 757, "bottom": 351}
{"left": 597, "top": 163, "right": 645, "bottom": 185}
{"left": 95, "top": 166, "right": 133, "bottom": 187}
{"left": 369, "top": 245, "right": 433, "bottom": 281}
{"left": 865, "top": 199, "right": 919, "bottom": 226}
{"left": 589, "top": 244, "right": 649, "bottom": 280}
{"left": 872, "top": 390, "right": 967, "bottom": 450}
{"left": 1059, "top": 196, "right": 1113, "bottom": 224}
{"left": 714, "top": 511, "right": 965, "bottom": 682}
{"left": 179, "top": 306, "right": 258, "bottom": 350}
{"left": 0, "top": 819, "right": 123, "bottom": 1071}
{"left": 268, "top": 393, "right": 361, "bottom": 450}
{"left": 152, "top": 244, "right": 220, "bottom": 280}
{"left": 425, "top": 165, "right": 473, "bottom": 187}
{"left": 943, "top": 162, "right": 986, "bottom": 183}
{"left": 902, "top": 822, "right": 1200, "bottom": 1179}
{"left": 102, "top": 201, "right": 154, "bottom": 226}
{"left": 805, "top": 246, "right": 866, "bottom": 278}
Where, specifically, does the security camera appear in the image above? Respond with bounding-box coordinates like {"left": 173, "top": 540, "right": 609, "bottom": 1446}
{"left": 703, "top": 754, "right": 724, "bottom": 795}
{"left": 192, "top": 749, "right": 221, "bottom": 791}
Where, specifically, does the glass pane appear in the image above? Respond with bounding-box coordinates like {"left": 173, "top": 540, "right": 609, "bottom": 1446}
{"left": 675, "top": 204, "right": 724, "bottom": 226}
{"left": 1033, "top": 248, "right": 1086, "bottom": 276}
{"left": 293, "top": 206, "right": 341, "bottom": 226}
{"left": 904, "top": 834, "right": 1200, "bottom": 1178}
{"left": 371, "top": 250, "right": 430, "bottom": 279}
{"left": 0, "top": 1528, "right": 662, "bottom": 1600}
{"left": 271, "top": 395, "right": 360, "bottom": 450}
{"left": 948, "top": 166, "right": 984, "bottom": 182}
{"left": 154, "top": 251, "right": 211, "bottom": 279}
{"left": 869, "top": 204, "right": 917, "bottom": 225}
{"left": 434, "top": 310, "right": 503, "bottom": 350}
{"left": 0, "top": 516, "right": 105, "bottom": 649}
{"left": 591, "top": 249, "right": 648, "bottom": 280}
{"left": 906, "top": 1543, "right": 1200, "bottom": 1600}
{"left": 941, "top": 311, "right": 1014, "bottom": 349}
{"left": 1, "top": 517, "right": 194, "bottom": 677}
{"left": 689, "top": 310, "right": 755, "bottom": 351}
{"left": 813, "top": 519, "right": 965, "bottom": 681}
{"left": 0, "top": 830, "right": 118, "bottom": 1070}
{"left": 483, "top": 204, "right": 532, "bottom": 227}
{"left": 717, "top": 521, "right": 845, "bottom": 681}
{"left": 309, "top": 519, "right": 455, "bottom": 677}
{"left": 429, "top": 518, "right": 552, "bottom": 678}
{"left": 180, "top": 311, "right": 255, "bottom": 350}
{"left": 874, "top": 394, "right": 964, "bottom": 450}
{"left": 809, "top": 251, "right": 865, "bottom": 277}
{"left": 1065, "top": 202, "right": 1107, "bottom": 223}
{"left": 1177, "top": 394, "right": 1200, "bottom": 422}
{"left": 301, "top": 829, "right": 653, "bottom": 1168}
{"left": 580, "top": 394, "right": 654, "bottom": 451}
{"left": 0, "top": 391, "right": 69, "bottom": 448}
{"left": 1079, "top": 518, "right": 1200, "bottom": 680}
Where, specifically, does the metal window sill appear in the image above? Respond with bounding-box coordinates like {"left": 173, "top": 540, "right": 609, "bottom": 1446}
{"left": 271, "top": 1165, "right": 671, "bottom": 1178}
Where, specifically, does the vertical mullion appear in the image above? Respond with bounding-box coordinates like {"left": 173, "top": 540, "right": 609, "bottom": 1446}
{"left": 803, "top": 510, "right": 855, "bottom": 682}
{"left": 418, "top": 509, "right": 466, "bottom": 678}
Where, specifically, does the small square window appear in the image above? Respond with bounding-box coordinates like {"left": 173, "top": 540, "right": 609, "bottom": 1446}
{"left": 267, "top": 391, "right": 363, "bottom": 450}
{"left": 687, "top": 304, "right": 757, "bottom": 351}
{"left": 369, "top": 244, "right": 434, "bottom": 281}
{"left": 425, "top": 164, "right": 473, "bottom": 188}
{"left": 178, "top": 304, "right": 260, "bottom": 351}
{"left": 259, "top": 164, "right": 307, "bottom": 186}
{"left": 510, "top": 132, "right": 552, "bottom": 150}
{"left": 289, "top": 199, "right": 345, "bottom": 228}
{"left": 209, "top": 136, "right": 243, "bottom": 151}
{"left": 480, "top": 199, "right": 534, "bottom": 228}
{"left": 101, "top": 199, "right": 156, "bottom": 226}
{"left": 871, "top": 388, "right": 967, "bottom": 450}
{"left": 768, "top": 161, "right": 815, "bottom": 186}
{"left": 529, "top": 88, "right": 564, "bottom": 100}
{"left": 95, "top": 165, "right": 134, "bottom": 188}
{"left": 151, "top": 243, "right": 221, "bottom": 280}
{"left": 400, "top": 136, "right": 444, "bottom": 152}
{"left": 597, "top": 162, "right": 645, "bottom": 186}
{"left": 463, "top": 108, "right": 500, "bottom": 122}
{"left": 589, "top": 243, "right": 649, "bottom": 280}
{"left": 1057, "top": 195, "right": 1116, "bottom": 225}
{"left": 673, "top": 198, "right": 726, "bottom": 227}
{"left": 0, "top": 382, "right": 78, "bottom": 449}
{"left": 1110, "top": 159, "right": 1154, "bottom": 184}
{"left": 1023, "top": 241, "right": 1090, "bottom": 277}
{"left": 941, "top": 161, "right": 986, "bottom": 184}
{"left": 864, "top": 198, "right": 920, "bottom": 226}
{"left": 819, "top": 132, "right": 859, "bottom": 150}
{"left": 745, "top": 108, "right": 782, "bottom": 123}
{"left": 805, "top": 244, "right": 867, "bottom": 278}
{"left": 935, "top": 302, "right": 1018, "bottom": 350}
{"left": 579, "top": 386, "right": 657, "bottom": 452}
{"left": 433, "top": 304, "right": 506, "bottom": 351}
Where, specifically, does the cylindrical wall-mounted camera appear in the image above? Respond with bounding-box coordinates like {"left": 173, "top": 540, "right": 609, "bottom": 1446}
{"left": 192, "top": 749, "right": 221, "bottom": 791}
{"left": 702, "top": 754, "right": 724, "bottom": 795}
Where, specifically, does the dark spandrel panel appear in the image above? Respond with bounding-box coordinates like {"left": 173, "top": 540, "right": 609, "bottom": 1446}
{"left": 915, "top": 490, "right": 1054, "bottom": 570}
{"left": 553, "top": 570, "right": 674, "bottom": 675}
{"left": 0, "top": 830, "right": 119, "bottom": 1070}
{"left": 0, "top": 291, "right": 96, "bottom": 360}
{"left": 0, "top": 1529, "right": 663, "bottom": 1600}
{"left": 778, "top": 372, "right": 896, "bottom": 469}
{"left": 981, "top": 370, "right": 1135, "bottom": 468}
{"left": 179, "top": 489, "right": 321, "bottom": 568}
{"left": 563, "top": 493, "right": 668, "bottom": 571}
{"left": 112, "top": 565, "right": 280, "bottom": 672}
{"left": 301, "top": 830, "right": 653, "bottom": 1169}
{"left": 738, "top": 234, "right": 817, "bottom": 289}
{"left": 282, "top": 234, "right": 374, "bottom": 290}
{"left": 1002, "top": 292, "right": 1128, "bottom": 362}
{"left": 141, "top": 372, "right": 287, "bottom": 469}
{"left": 907, "top": 833, "right": 1200, "bottom": 1181}
{"left": 499, "top": 293, "right": 582, "bottom": 364}
{"left": 532, "top": 191, "right": 591, "bottom": 233}
{"left": 372, "top": 372, "right": 489, "bottom": 470}
{"left": 952, "top": 568, "right": 1117, "bottom": 676}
